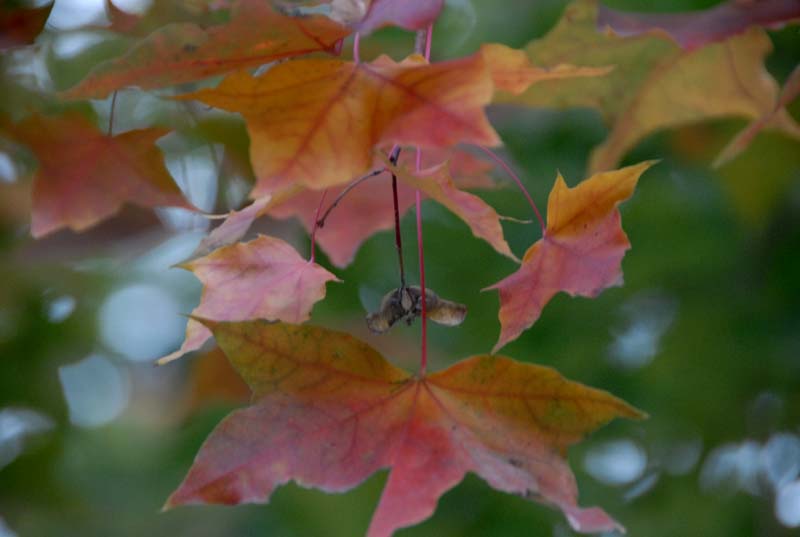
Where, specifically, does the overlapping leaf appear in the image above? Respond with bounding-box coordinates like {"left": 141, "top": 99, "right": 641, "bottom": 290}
{"left": 166, "top": 321, "right": 644, "bottom": 536}
{"left": 0, "top": 2, "right": 52, "bottom": 50}
{"left": 157, "top": 235, "right": 338, "bottom": 365}
{"left": 267, "top": 148, "right": 497, "bottom": 268}
{"left": 63, "top": 0, "right": 350, "bottom": 99}
{"left": 481, "top": 43, "right": 613, "bottom": 96}
{"left": 390, "top": 160, "right": 517, "bottom": 261}
{"left": 715, "top": 64, "right": 800, "bottom": 167}
{"left": 10, "top": 113, "right": 190, "bottom": 238}
{"left": 499, "top": 0, "right": 800, "bottom": 172}
{"left": 488, "top": 161, "right": 654, "bottom": 352}
{"left": 356, "top": 0, "right": 444, "bottom": 35}
{"left": 186, "top": 347, "right": 250, "bottom": 412}
{"left": 190, "top": 196, "right": 272, "bottom": 259}
{"left": 598, "top": 0, "right": 800, "bottom": 50}
{"left": 269, "top": 175, "right": 414, "bottom": 268}
{"left": 103, "top": 0, "right": 223, "bottom": 36}
{"left": 178, "top": 52, "right": 500, "bottom": 196}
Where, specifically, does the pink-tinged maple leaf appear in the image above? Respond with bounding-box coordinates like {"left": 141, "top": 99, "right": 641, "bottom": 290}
{"left": 487, "top": 161, "right": 655, "bottom": 352}
{"left": 356, "top": 0, "right": 444, "bottom": 35}
{"left": 10, "top": 113, "right": 191, "bottom": 238}
{"left": 165, "top": 320, "right": 644, "bottom": 536}
{"left": 598, "top": 0, "right": 800, "bottom": 51}
{"left": 177, "top": 52, "right": 500, "bottom": 196}
{"left": 157, "top": 235, "right": 339, "bottom": 365}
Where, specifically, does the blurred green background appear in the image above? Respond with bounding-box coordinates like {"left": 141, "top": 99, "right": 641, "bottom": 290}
{"left": 1, "top": 0, "right": 799, "bottom": 536}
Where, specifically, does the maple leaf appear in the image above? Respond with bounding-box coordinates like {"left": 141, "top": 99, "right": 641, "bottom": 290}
{"left": 481, "top": 43, "right": 613, "bottom": 96}
{"left": 498, "top": 0, "right": 800, "bottom": 173}
{"left": 189, "top": 196, "right": 272, "bottom": 259}
{"left": 390, "top": 160, "right": 518, "bottom": 261}
{"left": 487, "top": 161, "right": 655, "bottom": 352}
{"left": 598, "top": 0, "right": 800, "bottom": 51}
{"left": 177, "top": 52, "right": 500, "bottom": 196}
{"left": 165, "top": 320, "right": 644, "bottom": 536}
{"left": 270, "top": 176, "right": 416, "bottom": 268}
{"left": 0, "top": 2, "right": 52, "bottom": 50}
{"left": 102, "top": 0, "right": 223, "bottom": 36}
{"left": 356, "top": 0, "right": 444, "bottom": 35}
{"left": 157, "top": 235, "right": 339, "bottom": 365}
{"left": 714, "top": 63, "right": 800, "bottom": 167}
{"left": 62, "top": 0, "right": 350, "bottom": 99}
{"left": 9, "top": 112, "right": 191, "bottom": 238}
{"left": 186, "top": 346, "right": 250, "bottom": 412}
{"left": 266, "top": 148, "right": 496, "bottom": 268}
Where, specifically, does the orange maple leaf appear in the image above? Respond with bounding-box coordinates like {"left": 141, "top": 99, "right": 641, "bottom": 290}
{"left": 10, "top": 113, "right": 191, "bottom": 238}
{"left": 487, "top": 161, "right": 655, "bottom": 352}
{"left": 62, "top": 0, "right": 350, "bottom": 99}
{"left": 165, "top": 321, "right": 644, "bottom": 536}
{"left": 157, "top": 235, "right": 339, "bottom": 365}
{"left": 177, "top": 52, "right": 500, "bottom": 196}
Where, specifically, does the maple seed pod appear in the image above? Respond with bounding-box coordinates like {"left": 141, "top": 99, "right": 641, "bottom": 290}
{"left": 366, "top": 285, "right": 467, "bottom": 334}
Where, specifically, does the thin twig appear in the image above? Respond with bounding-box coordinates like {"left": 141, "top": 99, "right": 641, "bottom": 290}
{"left": 478, "top": 145, "right": 546, "bottom": 234}
{"left": 414, "top": 187, "right": 428, "bottom": 376}
{"left": 413, "top": 24, "right": 434, "bottom": 376}
{"left": 389, "top": 146, "right": 406, "bottom": 289}
{"left": 353, "top": 32, "right": 361, "bottom": 64}
{"left": 316, "top": 168, "right": 386, "bottom": 229}
{"left": 107, "top": 91, "right": 118, "bottom": 136}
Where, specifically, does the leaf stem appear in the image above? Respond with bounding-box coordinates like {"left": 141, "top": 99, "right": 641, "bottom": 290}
{"left": 108, "top": 90, "right": 118, "bottom": 136}
{"left": 389, "top": 147, "right": 406, "bottom": 289}
{"left": 309, "top": 189, "right": 328, "bottom": 263}
{"left": 353, "top": 32, "right": 361, "bottom": 64}
{"left": 478, "top": 146, "right": 546, "bottom": 234}
{"left": 414, "top": 179, "right": 428, "bottom": 377}
{"left": 424, "top": 23, "right": 433, "bottom": 60}
{"left": 412, "top": 24, "right": 434, "bottom": 376}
